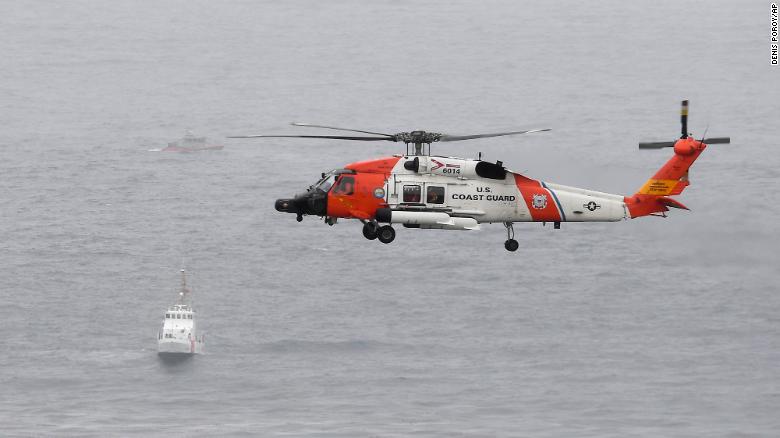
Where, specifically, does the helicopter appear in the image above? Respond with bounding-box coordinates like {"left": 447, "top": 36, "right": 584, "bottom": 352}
{"left": 230, "top": 100, "right": 729, "bottom": 251}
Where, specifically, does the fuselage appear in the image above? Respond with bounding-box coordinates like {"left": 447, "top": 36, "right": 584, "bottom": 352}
{"left": 311, "top": 155, "right": 627, "bottom": 226}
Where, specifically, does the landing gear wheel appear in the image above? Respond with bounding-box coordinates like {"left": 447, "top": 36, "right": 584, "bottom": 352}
{"left": 362, "top": 222, "right": 378, "bottom": 240}
{"left": 377, "top": 225, "right": 396, "bottom": 244}
{"left": 503, "top": 222, "right": 517, "bottom": 251}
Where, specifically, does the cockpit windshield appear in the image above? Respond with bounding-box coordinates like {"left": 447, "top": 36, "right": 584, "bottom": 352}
{"left": 313, "top": 171, "right": 338, "bottom": 192}
{"left": 311, "top": 169, "right": 355, "bottom": 192}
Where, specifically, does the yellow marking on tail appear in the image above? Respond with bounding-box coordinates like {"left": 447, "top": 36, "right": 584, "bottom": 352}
{"left": 638, "top": 179, "right": 679, "bottom": 196}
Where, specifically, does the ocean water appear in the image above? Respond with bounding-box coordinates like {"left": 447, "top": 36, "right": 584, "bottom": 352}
{"left": 1, "top": 0, "right": 778, "bottom": 436}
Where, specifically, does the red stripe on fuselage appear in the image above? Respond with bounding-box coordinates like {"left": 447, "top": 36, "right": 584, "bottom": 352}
{"left": 513, "top": 174, "right": 562, "bottom": 222}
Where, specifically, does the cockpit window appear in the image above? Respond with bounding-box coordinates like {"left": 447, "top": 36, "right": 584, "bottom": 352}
{"left": 332, "top": 176, "right": 355, "bottom": 195}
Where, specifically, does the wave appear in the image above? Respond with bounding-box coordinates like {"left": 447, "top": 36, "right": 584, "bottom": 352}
{"left": 264, "top": 338, "right": 398, "bottom": 354}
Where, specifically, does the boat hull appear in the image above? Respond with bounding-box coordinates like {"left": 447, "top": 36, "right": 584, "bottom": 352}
{"left": 158, "top": 339, "right": 202, "bottom": 355}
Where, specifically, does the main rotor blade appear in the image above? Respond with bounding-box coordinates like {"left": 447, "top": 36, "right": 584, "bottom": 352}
{"left": 703, "top": 137, "right": 730, "bottom": 144}
{"left": 291, "top": 122, "right": 394, "bottom": 137}
{"left": 438, "top": 128, "right": 551, "bottom": 142}
{"left": 228, "top": 134, "right": 393, "bottom": 141}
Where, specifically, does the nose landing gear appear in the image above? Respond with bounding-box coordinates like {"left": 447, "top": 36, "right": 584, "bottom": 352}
{"left": 362, "top": 220, "right": 395, "bottom": 244}
{"left": 362, "top": 221, "right": 378, "bottom": 240}
{"left": 504, "top": 222, "right": 518, "bottom": 252}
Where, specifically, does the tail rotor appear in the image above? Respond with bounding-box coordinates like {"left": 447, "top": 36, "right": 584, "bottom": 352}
{"left": 638, "top": 100, "right": 730, "bottom": 149}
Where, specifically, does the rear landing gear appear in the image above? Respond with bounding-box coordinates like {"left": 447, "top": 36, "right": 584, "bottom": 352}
{"left": 504, "top": 222, "right": 518, "bottom": 252}
{"left": 377, "top": 225, "right": 396, "bottom": 244}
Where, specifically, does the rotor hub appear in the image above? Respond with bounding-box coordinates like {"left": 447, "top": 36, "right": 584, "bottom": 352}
{"left": 393, "top": 131, "right": 442, "bottom": 144}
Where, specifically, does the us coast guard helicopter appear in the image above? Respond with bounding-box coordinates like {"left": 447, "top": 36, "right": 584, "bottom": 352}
{"left": 231, "top": 101, "right": 729, "bottom": 251}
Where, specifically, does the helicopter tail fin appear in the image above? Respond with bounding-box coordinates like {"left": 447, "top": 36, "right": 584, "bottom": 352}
{"left": 624, "top": 137, "right": 708, "bottom": 218}
{"left": 636, "top": 137, "right": 706, "bottom": 197}
{"left": 624, "top": 100, "right": 730, "bottom": 219}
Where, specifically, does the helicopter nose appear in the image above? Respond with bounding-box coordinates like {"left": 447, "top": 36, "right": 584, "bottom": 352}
{"left": 275, "top": 198, "right": 297, "bottom": 213}
{"left": 275, "top": 190, "right": 328, "bottom": 219}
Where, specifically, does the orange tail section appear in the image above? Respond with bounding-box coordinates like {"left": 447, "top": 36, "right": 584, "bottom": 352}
{"left": 624, "top": 137, "right": 706, "bottom": 218}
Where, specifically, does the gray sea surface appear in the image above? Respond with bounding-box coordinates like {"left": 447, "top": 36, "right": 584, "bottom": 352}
{"left": 1, "top": 0, "right": 778, "bottom": 436}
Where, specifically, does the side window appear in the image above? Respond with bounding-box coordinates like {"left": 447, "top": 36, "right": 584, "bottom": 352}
{"left": 332, "top": 176, "right": 355, "bottom": 195}
{"left": 427, "top": 186, "right": 444, "bottom": 204}
{"left": 403, "top": 185, "right": 421, "bottom": 203}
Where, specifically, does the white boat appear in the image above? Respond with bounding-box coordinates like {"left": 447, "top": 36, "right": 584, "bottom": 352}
{"left": 157, "top": 270, "right": 204, "bottom": 357}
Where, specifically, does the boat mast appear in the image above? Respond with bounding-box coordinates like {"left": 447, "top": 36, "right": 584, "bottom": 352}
{"left": 179, "top": 269, "right": 191, "bottom": 304}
